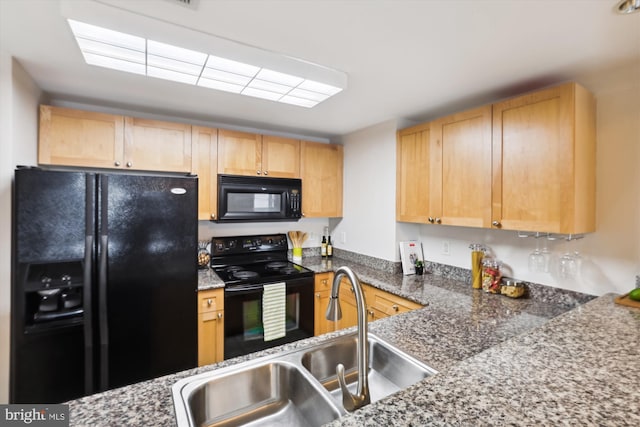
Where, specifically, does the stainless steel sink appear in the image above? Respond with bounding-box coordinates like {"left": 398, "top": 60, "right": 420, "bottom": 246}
{"left": 301, "top": 334, "right": 437, "bottom": 403}
{"left": 172, "top": 333, "right": 437, "bottom": 427}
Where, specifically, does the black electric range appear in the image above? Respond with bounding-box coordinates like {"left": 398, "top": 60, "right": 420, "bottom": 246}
{"left": 210, "top": 234, "right": 315, "bottom": 359}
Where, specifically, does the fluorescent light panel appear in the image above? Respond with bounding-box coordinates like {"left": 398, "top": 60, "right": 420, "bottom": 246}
{"left": 67, "top": 19, "right": 343, "bottom": 108}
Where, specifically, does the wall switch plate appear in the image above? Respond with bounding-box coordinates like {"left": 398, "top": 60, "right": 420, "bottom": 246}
{"left": 442, "top": 240, "right": 450, "bottom": 255}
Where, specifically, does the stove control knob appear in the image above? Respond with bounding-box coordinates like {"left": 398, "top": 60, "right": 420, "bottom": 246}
{"left": 255, "top": 239, "right": 262, "bottom": 246}
{"left": 215, "top": 242, "right": 224, "bottom": 251}
{"left": 41, "top": 276, "right": 52, "bottom": 286}
{"left": 61, "top": 274, "right": 71, "bottom": 283}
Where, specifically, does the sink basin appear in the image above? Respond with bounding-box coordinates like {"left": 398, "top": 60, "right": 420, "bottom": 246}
{"left": 301, "top": 334, "right": 437, "bottom": 403}
{"left": 174, "top": 361, "right": 340, "bottom": 427}
{"left": 172, "top": 333, "right": 437, "bottom": 426}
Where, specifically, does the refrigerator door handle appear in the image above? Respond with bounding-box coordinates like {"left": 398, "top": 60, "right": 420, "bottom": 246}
{"left": 99, "top": 234, "right": 109, "bottom": 391}
{"left": 83, "top": 235, "right": 94, "bottom": 395}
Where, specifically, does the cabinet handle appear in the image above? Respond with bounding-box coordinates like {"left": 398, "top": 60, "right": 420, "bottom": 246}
{"left": 264, "top": 171, "right": 268, "bottom": 176}
{"left": 316, "top": 293, "right": 320, "bottom": 299}
{"left": 367, "top": 309, "right": 375, "bottom": 318}
{"left": 321, "top": 279, "right": 328, "bottom": 285}
{"left": 435, "top": 218, "right": 442, "bottom": 224}
{"left": 126, "top": 162, "right": 132, "bottom": 168}
{"left": 492, "top": 220, "right": 502, "bottom": 228}
{"left": 207, "top": 298, "right": 212, "bottom": 307}
{"left": 256, "top": 170, "right": 261, "bottom": 175}
{"left": 211, "top": 213, "right": 216, "bottom": 220}
{"left": 114, "top": 161, "right": 121, "bottom": 167}
{"left": 217, "top": 312, "right": 223, "bottom": 320}
{"left": 392, "top": 304, "right": 399, "bottom": 312}
{"left": 428, "top": 217, "right": 435, "bottom": 223}
{"left": 350, "top": 287, "right": 355, "bottom": 293}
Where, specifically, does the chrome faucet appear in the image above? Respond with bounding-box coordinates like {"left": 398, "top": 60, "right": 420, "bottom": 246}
{"left": 325, "top": 266, "right": 370, "bottom": 411}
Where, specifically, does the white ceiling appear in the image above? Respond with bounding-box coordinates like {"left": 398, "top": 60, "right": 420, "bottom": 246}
{"left": 1, "top": 0, "right": 639, "bottom": 139}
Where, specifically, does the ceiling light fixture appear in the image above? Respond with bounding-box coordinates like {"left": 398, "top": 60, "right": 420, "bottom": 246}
{"left": 615, "top": 0, "right": 640, "bottom": 14}
{"left": 67, "top": 19, "right": 344, "bottom": 108}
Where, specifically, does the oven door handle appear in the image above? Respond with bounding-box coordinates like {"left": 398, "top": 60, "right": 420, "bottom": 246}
{"left": 224, "top": 283, "right": 267, "bottom": 294}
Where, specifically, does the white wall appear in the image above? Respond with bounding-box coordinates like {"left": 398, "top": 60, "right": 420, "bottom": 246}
{"left": 338, "top": 61, "right": 640, "bottom": 296}
{"left": 0, "top": 55, "right": 43, "bottom": 401}
{"left": 331, "top": 120, "right": 398, "bottom": 260}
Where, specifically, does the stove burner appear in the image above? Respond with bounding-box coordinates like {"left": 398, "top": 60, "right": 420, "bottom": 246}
{"left": 265, "top": 261, "right": 288, "bottom": 270}
{"left": 225, "top": 266, "right": 245, "bottom": 273}
{"left": 232, "top": 270, "right": 259, "bottom": 280}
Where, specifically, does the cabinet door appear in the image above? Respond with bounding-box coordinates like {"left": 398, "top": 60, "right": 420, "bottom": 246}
{"left": 301, "top": 141, "right": 344, "bottom": 217}
{"left": 192, "top": 126, "right": 218, "bottom": 221}
{"left": 396, "top": 125, "right": 431, "bottom": 223}
{"left": 432, "top": 105, "right": 492, "bottom": 227}
{"left": 198, "top": 310, "right": 224, "bottom": 366}
{"left": 218, "top": 129, "right": 262, "bottom": 176}
{"left": 124, "top": 117, "right": 192, "bottom": 172}
{"left": 262, "top": 135, "right": 300, "bottom": 178}
{"left": 38, "top": 105, "right": 124, "bottom": 169}
{"left": 492, "top": 82, "right": 596, "bottom": 233}
{"left": 198, "top": 289, "right": 224, "bottom": 366}
{"left": 336, "top": 278, "right": 358, "bottom": 330}
{"left": 314, "top": 273, "right": 334, "bottom": 336}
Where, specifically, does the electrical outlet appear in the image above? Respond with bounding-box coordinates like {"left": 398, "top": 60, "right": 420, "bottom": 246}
{"left": 341, "top": 231, "right": 347, "bottom": 244}
{"left": 442, "top": 240, "right": 450, "bottom": 255}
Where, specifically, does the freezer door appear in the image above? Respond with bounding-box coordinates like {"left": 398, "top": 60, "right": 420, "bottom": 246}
{"left": 98, "top": 174, "right": 197, "bottom": 390}
{"left": 11, "top": 168, "right": 95, "bottom": 402}
{"left": 15, "top": 168, "right": 88, "bottom": 263}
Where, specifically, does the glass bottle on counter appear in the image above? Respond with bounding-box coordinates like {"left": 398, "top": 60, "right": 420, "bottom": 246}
{"left": 321, "top": 235, "right": 327, "bottom": 257}
{"left": 469, "top": 244, "right": 486, "bottom": 289}
{"left": 327, "top": 236, "right": 333, "bottom": 257}
{"left": 481, "top": 257, "right": 502, "bottom": 294}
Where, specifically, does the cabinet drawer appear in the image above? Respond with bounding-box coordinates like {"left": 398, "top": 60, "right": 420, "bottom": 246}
{"left": 314, "top": 272, "right": 334, "bottom": 292}
{"left": 365, "top": 285, "right": 422, "bottom": 316}
{"left": 198, "top": 288, "right": 224, "bottom": 313}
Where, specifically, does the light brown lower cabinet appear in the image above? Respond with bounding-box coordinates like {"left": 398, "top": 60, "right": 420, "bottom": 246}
{"left": 197, "top": 288, "right": 224, "bottom": 366}
{"left": 313, "top": 273, "right": 423, "bottom": 336}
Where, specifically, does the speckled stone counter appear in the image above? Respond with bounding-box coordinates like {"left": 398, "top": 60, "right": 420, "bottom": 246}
{"left": 68, "top": 257, "right": 639, "bottom": 426}
{"left": 197, "top": 267, "right": 224, "bottom": 290}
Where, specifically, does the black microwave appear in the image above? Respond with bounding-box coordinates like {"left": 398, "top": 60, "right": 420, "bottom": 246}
{"left": 216, "top": 174, "right": 302, "bottom": 222}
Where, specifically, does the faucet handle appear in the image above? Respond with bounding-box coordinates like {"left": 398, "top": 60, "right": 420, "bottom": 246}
{"left": 336, "top": 363, "right": 370, "bottom": 412}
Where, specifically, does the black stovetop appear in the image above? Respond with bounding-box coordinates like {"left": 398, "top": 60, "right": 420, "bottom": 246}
{"left": 212, "top": 260, "right": 313, "bottom": 286}
{"left": 210, "top": 233, "right": 313, "bottom": 286}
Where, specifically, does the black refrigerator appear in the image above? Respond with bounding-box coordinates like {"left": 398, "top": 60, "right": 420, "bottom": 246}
{"left": 10, "top": 167, "right": 198, "bottom": 403}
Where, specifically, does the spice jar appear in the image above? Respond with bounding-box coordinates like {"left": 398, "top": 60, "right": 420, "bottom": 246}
{"left": 469, "top": 244, "right": 486, "bottom": 289}
{"left": 501, "top": 278, "right": 526, "bottom": 298}
{"left": 481, "top": 257, "right": 502, "bottom": 294}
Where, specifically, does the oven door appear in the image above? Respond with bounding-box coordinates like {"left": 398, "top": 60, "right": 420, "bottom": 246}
{"left": 223, "top": 277, "right": 314, "bottom": 359}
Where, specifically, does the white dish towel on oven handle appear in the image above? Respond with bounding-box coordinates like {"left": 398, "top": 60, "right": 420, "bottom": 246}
{"left": 263, "top": 282, "right": 286, "bottom": 341}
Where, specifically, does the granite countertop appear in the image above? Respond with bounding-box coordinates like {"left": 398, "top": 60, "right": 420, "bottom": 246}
{"left": 68, "top": 257, "right": 640, "bottom": 426}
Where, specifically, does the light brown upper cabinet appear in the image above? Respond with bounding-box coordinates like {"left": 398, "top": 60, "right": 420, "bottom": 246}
{"left": 396, "top": 124, "right": 431, "bottom": 223}
{"left": 397, "top": 82, "right": 596, "bottom": 234}
{"left": 39, "top": 105, "right": 192, "bottom": 173}
{"left": 217, "top": 130, "right": 300, "bottom": 178}
{"left": 431, "top": 105, "right": 493, "bottom": 227}
{"left": 124, "top": 117, "right": 192, "bottom": 173}
{"left": 262, "top": 135, "right": 301, "bottom": 178}
{"left": 492, "top": 82, "right": 596, "bottom": 234}
{"left": 301, "top": 141, "right": 344, "bottom": 218}
{"left": 192, "top": 126, "right": 218, "bottom": 221}
{"left": 396, "top": 105, "right": 492, "bottom": 227}
{"left": 39, "top": 105, "right": 125, "bottom": 169}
